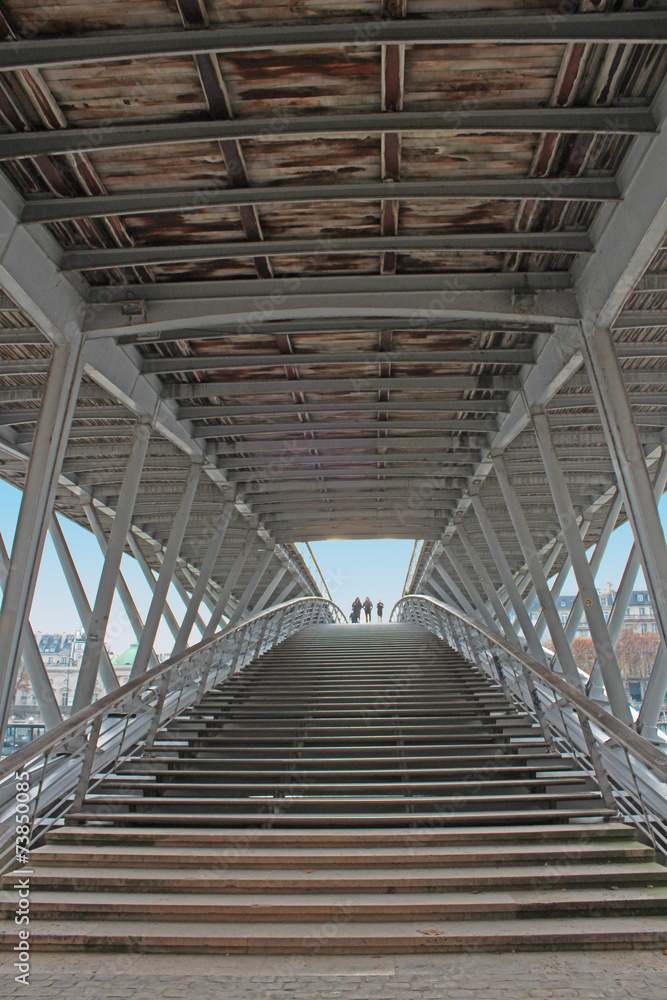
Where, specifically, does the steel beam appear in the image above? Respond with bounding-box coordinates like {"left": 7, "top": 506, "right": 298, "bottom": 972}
{"left": 433, "top": 562, "right": 478, "bottom": 619}
{"left": 49, "top": 515, "right": 119, "bottom": 694}
{"left": 2, "top": 14, "right": 663, "bottom": 72}
{"left": 0, "top": 341, "right": 84, "bottom": 734}
{"left": 126, "top": 532, "right": 181, "bottom": 640}
{"left": 0, "top": 533, "right": 62, "bottom": 730}
{"left": 533, "top": 520, "right": 592, "bottom": 641}
{"left": 250, "top": 566, "right": 289, "bottom": 615}
{"left": 203, "top": 531, "right": 256, "bottom": 638}
{"left": 146, "top": 348, "right": 534, "bottom": 376}
{"left": 0, "top": 108, "right": 652, "bottom": 161}
{"left": 22, "top": 177, "right": 621, "bottom": 225}
{"left": 63, "top": 231, "right": 591, "bottom": 272}
{"left": 130, "top": 460, "right": 203, "bottom": 678}
{"left": 471, "top": 495, "right": 548, "bottom": 665}
{"left": 183, "top": 401, "right": 508, "bottom": 421}
{"left": 199, "top": 419, "right": 498, "bottom": 438}
{"left": 71, "top": 420, "right": 151, "bottom": 713}
{"left": 274, "top": 580, "right": 299, "bottom": 605}
{"left": 165, "top": 376, "right": 520, "bottom": 400}
{"left": 518, "top": 540, "right": 563, "bottom": 630}
{"left": 579, "top": 323, "right": 667, "bottom": 660}
{"left": 563, "top": 491, "right": 624, "bottom": 645}
{"left": 122, "top": 314, "right": 553, "bottom": 348}
{"left": 226, "top": 549, "right": 275, "bottom": 628}
{"left": 531, "top": 408, "right": 632, "bottom": 724}
{"left": 442, "top": 549, "right": 499, "bottom": 633}
{"left": 492, "top": 453, "right": 584, "bottom": 690}
{"left": 457, "top": 526, "right": 519, "bottom": 643}
{"left": 85, "top": 504, "right": 158, "bottom": 666}
{"left": 171, "top": 501, "right": 234, "bottom": 655}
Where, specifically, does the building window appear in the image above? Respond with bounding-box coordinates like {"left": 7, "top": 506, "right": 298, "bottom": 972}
{"left": 640, "top": 607, "right": 646, "bottom": 616}
{"left": 641, "top": 623, "right": 647, "bottom": 634}
{"left": 637, "top": 594, "right": 643, "bottom": 601}
{"left": 560, "top": 613, "right": 568, "bottom": 624}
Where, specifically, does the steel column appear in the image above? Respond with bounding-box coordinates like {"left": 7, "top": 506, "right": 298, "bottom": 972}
{"left": 533, "top": 520, "right": 592, "bottom": 641}
{"left": 0, "top": 533, "right": 62, "bottom": 729}
{"left": 126, "top": 533, "right": 180, "bottom": 639}
{"left": 471, "top": 495, "right": 549, "bottom": 665}
{"left": 274, "top": 579, "right": 299, "bottom": 606}
{"left": 251, "top": 566, "right": 289, "bottom": 615}
{"left": 0, "top": 340, "right": 84, "bottom": 733}
{"left": 579, "top": 321, "right": 667, "bottom": 652}
{"left": 443, "top": 548, "right": 500, "bottom": 633}
{"left": 521, "top": 541, "right": 564, "bottom": 625}
{"left": 85, "top": 504, "right": 157, "bottom": 666}
{"left": 172, "top": 500, "right": 234, "bottom": 654}
{"left": 203, "top": 531, "right": 256, "bottom": 638}
{"left": 154, "top": 554, "right": 209, "bottom": 636}
{"left": 130, "top": 460, "right": 203, "bottom": 679}
{"left": 428, "top": 577, "right": 455, "bottom": 607}
{"left": 600, "top": 450, "right": 667, "bottom": 654}
{"left": 457, "top": 526, "right": 519, "bottom": 642}
{"left": 531, "top": 407, "right": 633, "bottom": 724}
{"left": 71, "top": 420, "right": 151, "bottom": 714}
{"left": 563, "top": 492, "right": 624, "bottom": 644}
{"left": 433, "top": 562, "right": 478, "bottom": 619}
{"left": 49, "top": 515, "right": 119, "bottom": 693}
{"left": 226, "top": 550, "right": 276, "bottom": 627}
{"left": 492, "top": 453, "right": 584, "bottom": 690}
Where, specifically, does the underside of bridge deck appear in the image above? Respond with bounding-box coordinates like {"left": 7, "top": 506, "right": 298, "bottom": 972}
{"left": 0, "top": 1, "right": 666, "bottom": 738}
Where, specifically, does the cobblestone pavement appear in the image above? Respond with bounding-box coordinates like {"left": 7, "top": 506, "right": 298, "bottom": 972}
{"left": 1, "top": 950, "right": 666, "bottom": 998}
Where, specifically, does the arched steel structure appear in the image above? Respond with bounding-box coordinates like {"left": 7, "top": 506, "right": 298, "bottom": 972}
{"left": 0, "top": 2, "right": 666, "bottom": 740}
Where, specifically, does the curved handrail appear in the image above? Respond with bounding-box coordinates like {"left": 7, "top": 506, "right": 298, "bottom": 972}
{"left": 391, "top": 594, "right": 667, "bottom": 781}
{"left": 0, "top": 596, "right": 345, "bottom": 778}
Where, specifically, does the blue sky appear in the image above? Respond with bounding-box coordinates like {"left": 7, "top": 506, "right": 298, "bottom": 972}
{"left": 0, "top": 478, "right": 665, "bottom": 654}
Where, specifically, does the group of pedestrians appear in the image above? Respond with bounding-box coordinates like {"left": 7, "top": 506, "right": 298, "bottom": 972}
{"left": 350, "top": 597, "right": 384, "bottom": 623}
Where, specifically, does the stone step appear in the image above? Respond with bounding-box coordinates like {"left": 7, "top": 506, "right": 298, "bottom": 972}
{"left": 2, "top": 916, "right": 665, "bottom": 953}
{"left": 122, "top": 753, "right": 569, "bottom": 770}
{"left": 46, "top": 821, "right": 636, "bottom": 848}
{"left": 76, "top": 790, "right": 604, "bottom": 814}
{"left": 63, "top": 807, "right": 617, "bottom": 827}
{"left": 4, "top": 887, "right": 666, "bottom": 923}
{"left": 13, "top": 861, "right": 666, "bottom": 894}
{"left": 93, "top": 777, "right": 590, "bottom": 796}
{"left": 32, "top": 837, "right": 655, "bottom": 869}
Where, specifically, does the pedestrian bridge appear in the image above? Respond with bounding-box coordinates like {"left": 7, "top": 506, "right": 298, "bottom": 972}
{"left": 0, "top": 0, "right": 666, "bottom": 973}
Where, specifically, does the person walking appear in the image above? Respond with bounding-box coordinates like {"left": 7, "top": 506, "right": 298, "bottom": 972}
{"left": 351, "top": 597, "right": 362, "bottom": 624}
{"left": 363, "top": 596, "right": 373, "bottom": 623}
{"left": 376, "top": 600, "right": 384, "bottom": 622}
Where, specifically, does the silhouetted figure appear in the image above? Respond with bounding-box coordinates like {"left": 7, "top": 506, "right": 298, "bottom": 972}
{"left": 363, "top": 597, "right": 373, "bottom": 623}
{"left": 351, "top": 597, "right": 362, "bottom": 624}
{"left": 376, "top": 600, "right": 384, "bottom": 622}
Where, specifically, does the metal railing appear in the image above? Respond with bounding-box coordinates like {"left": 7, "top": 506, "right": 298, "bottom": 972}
{"left": 0, "top": 597, "right": 345, "bottom": 871}
{"left": 392, "top": 595, "right": 667, "bottom": 860}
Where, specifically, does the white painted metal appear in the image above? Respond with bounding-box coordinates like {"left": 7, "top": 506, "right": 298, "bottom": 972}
{"left": 85, "top": 505, "right": 158, "bottom": 668}
{"left": 531, "top": 408, "right": 633, "bottom": 725}
{"left": 0, "top": 342, "right": 84, "bottom": 733}
{"left": 471, "top": 496, "right": 548, "bottom": 665}
{"left": 0, "top": 534, "right": 62, "bottom": 730}
{"left": 226, "top": 550, "right": 276, "bottom": 627}
{"left": 71, "top": 420, "right": 151, "bottom": 714}
{"left": 171, "top": 501, "right": 234, "bottom": 655}
{"left": 49, "top": 515, "right": 119, "bottom": 693}
{"left": 130, "top": 460, "right": 203, "bottom": 679}
{"left": 492, "top": 453, "right": 584, "bottom": 690}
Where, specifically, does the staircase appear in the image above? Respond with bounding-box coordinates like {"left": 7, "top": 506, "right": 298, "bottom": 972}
{"left": 2, "top": 624, "right": 666, "bottom": 953}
